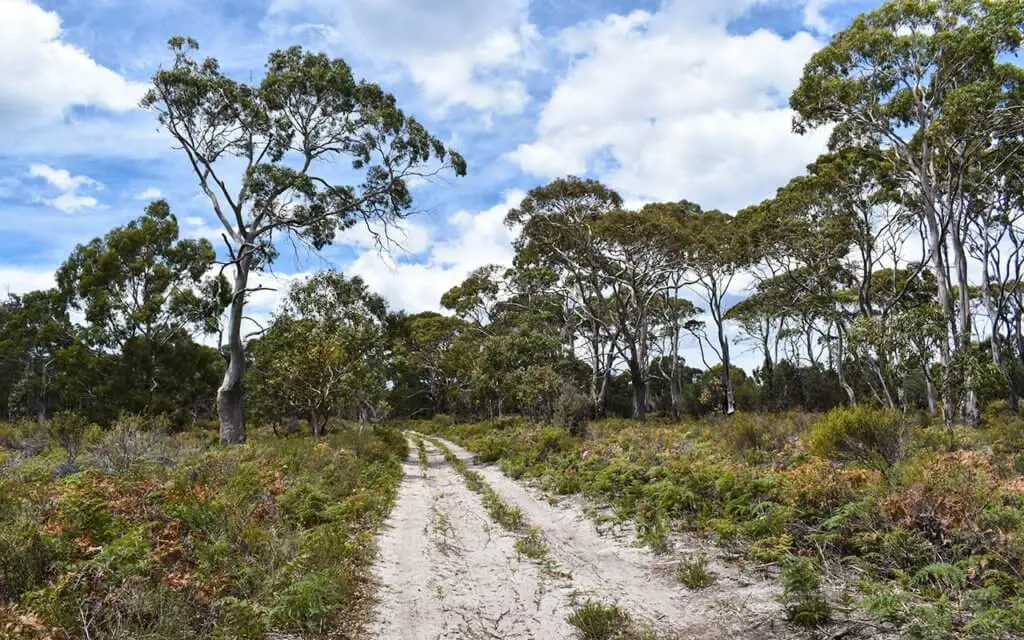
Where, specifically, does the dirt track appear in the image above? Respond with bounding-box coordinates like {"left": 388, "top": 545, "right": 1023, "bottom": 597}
{"left": 367, "top": 436, "right": 790, "bottom": 639}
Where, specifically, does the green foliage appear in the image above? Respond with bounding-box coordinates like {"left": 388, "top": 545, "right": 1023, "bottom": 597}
{"left": 806, "top": 406, "right": 908, "bottom": 471}
{"left": 514, "top": 527, "right": 549, "bottom": 561}
{"left": 555, "top": 384, "right": 592, "bottom": 437}
{"left": 0, "top": 424, "right": 404, "bottom": 637}
{"left": 566, "top": 601, "right": 644, "bottom": 640}
{"left": 779, "top": 556, "right": 831, "bottom": 626}
{"left": 677, "top": 555, "right": 715, "bottom": 589}
{"left": 45, "top": 412, "right": 89, "bottom": 462}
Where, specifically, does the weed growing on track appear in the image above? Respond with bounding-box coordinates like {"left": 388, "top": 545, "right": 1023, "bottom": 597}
{"left": 424, "top": 436, "right": 550, "bottom": 562}
{"left": 677, "top": 555, "right": 715, "bottom": 589}
{"left": 514, "top": 527, "right": 548, "bottom": 561}
{"left": 413, "top": 434, "right": 429, "bottom": 472}
{"left": 566, "top": 601, "right": 655, "bottom": 640}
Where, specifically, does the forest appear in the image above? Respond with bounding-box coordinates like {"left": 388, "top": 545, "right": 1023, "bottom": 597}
{"left": 4, "top": 1, "right": 1024, "bottom": 639}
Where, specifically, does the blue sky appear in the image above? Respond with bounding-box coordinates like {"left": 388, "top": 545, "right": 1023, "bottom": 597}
{"left": 0, "top": 0, "right": 881, "bottom": 369}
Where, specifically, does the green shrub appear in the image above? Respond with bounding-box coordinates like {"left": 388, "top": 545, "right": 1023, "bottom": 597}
{"left": 715, "top": 412, "right": 793, "bottom": 454}
{"left": 779, "top": 556, "right": 831, "bottom": 626}
{"left": 214, "top": 597, "right": 268, "bottom": 640}
{"left": 555, "top": 384, "right": 592, "bottom": 437}
{"left": 677, "top": 555, "right": 715, "bottom": 589}
{"left": 269, "top": 568, "right": 353, "bottom": 633}
{"left": 0, "top": 520, "right": 52, "bottom": 601}
{"left": 806, "top": 406, "right": 908, "bottom": 472}
{"left": 45, "top": 412, "right": 90, "bottom": 463}
{"left": 566, "top": 601, "right": 635, "bottom": 639}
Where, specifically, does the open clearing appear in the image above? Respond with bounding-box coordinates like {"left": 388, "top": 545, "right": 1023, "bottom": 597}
{"left": 368, "top": 436, "right": 795, "bottom": 639}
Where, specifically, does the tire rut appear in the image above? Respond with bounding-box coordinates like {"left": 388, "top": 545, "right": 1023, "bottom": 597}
{"left": 429, "top": 436, "right": 790, "bottom": 639}
{"left": 367, "top": 440, "right": 575, "bottom": 639}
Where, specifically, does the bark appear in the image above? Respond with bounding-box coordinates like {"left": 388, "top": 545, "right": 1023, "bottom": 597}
{"left": 627, "top": 357, "right": 647, "bottom": 421}
{"left": 717, "top": 311, "right": 735, "bottom": 415}
{"left": 218, "top": 255, "right": 250, "bottom": 444}
{"left": 951, "top": 228, "right": 979, "bottom": 425}
{"left": 835, "top": 326, "right": 856, "bottom": 406}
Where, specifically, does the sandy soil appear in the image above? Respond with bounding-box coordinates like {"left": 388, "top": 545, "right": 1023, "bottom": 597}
{"left": 366, "top": 441, "right": 576, "bottom": 639}
{"left": 367, "top": 435, "right": 803, "bottom": 639}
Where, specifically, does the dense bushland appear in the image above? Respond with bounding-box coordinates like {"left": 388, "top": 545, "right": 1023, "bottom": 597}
{"left": 0, "top": 416, "right": 406, "bottom": 639}
{"left": 415, "top": 409, "right": 1024, "bottom": 637}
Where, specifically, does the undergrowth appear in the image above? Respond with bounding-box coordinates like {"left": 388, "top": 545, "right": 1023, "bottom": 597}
{"left": 566, "top": 600, "right": 655, "bottom": 640}
{"left": 0, "top": 417, "right": 407, "bottom": 639}
{"left": 406, "top": 410, "right": 1024, "bottom": 638}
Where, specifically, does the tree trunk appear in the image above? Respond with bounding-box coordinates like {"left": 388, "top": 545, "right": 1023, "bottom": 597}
{"left": 952, "top": 229, "right": 979, "bottom": 425}
{"left": 835, "top": 327, "right": 856, "bottom": 406}
{"left": 628, "top": 358, "right": 646, "bottom": 421}
{"left": 718, "top": 317, "right": 735, "bottom": 415}
{"left": 218, "top": 256, "right": 250, "bottom": 444}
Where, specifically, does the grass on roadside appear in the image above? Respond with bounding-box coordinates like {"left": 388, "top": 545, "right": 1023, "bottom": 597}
{"left": 566, "top": 601, "right": 655, "bottom": 640}
{"left": 0, "top": 416, "right": 408, "bottom": 639}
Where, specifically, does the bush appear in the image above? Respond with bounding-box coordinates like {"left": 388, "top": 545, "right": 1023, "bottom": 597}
{"left": 45, "top": 412, "right": 90, "bottom": 463}
{"left": 677, "top": 555, "right": 715, "bottom": 589}
{"left": 555, "top": 384, "right": 592, "bottom": 437}
{"left": 566, "top": 601, "right": 636, "bottom": 640}
{"left": 715, "top": 412, "right": 794, "bottom": 454}
{"left": 806, "top": 406, "right": 909, "bottom": 472}
{"left": 88, "top": 414, "right": 176, "bottom": 473}
{"left": 779, "top": 556, "right": 831, "bottom": 626}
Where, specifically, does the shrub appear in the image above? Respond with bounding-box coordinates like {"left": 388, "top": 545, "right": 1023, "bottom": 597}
{"left": 882, "top": 450, "right": 1000, "bottom": 541}
{"left": 269, "top": 568, "right": 353, "bottom": 633}
{"left": 566, "top": 601, "right": 635, "bottom": 640}
{"left": 88, "top": 414, "right": 174, "bottom": 473}
{"left": 46, "top": 412, "right": 90, "bottom": 463}
{"left": 677, "top": 555, "right": 715, "bottom": 589}
{"left": 779, "top": 556, "right": 831, "bottom": 626}
{"left": 806, "top": 406, "right": 909, "bottom": 472}
{"left": 555, "top": 384, "right": 592, "bottom": 437}
{"left": 716, "top": 412, "right": 793, "bottom": 454}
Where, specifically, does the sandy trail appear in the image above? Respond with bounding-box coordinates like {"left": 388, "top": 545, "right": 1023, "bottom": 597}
{"left": 429, "top": 436, "right": 789, "bottom": 639}
{"left": 367, "top": 440, "right": 576, "bottom": 640}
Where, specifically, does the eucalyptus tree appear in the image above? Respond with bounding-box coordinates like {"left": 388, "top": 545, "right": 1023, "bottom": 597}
{"left": 506, "top": 177, "right": 622, "bottom": 414}
{"left": 595, "top": 206, "right": 684, "bottom": 420}
{"left": 248, "top": 272, "right": 390, "bottom": 436}
{"left": 790, "top": 0, "right": 1024, "bottom": 424}
{"left": 56, "top": 200, "right": 228, "bottom": 419}
{"left": 144, "top": 38, "right": 466, "bottom": 443}
{"left": 658, "top": 202, "right": 751, "bottom": 415}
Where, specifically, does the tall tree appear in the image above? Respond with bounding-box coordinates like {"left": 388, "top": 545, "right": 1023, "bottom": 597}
{"left": 56, "top": 200, "right": 227, "bottom": 421}
{"left": 790, "top": 0, "right": 1024, "bottom": 424}
{"left": 144, "top": 38, "right": 466, "bottom": 443}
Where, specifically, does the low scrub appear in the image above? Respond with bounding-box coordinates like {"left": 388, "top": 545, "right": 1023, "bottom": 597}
{"left": 0, "top": 418, "right": 405, "bottom": 639}
{"left": 426, "top": 412, "right": 1024, "bottom": 637}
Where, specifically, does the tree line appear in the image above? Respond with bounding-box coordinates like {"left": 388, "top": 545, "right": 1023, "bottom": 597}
{"left": 4, "top": 0, "right": 1024, "bottom": 440}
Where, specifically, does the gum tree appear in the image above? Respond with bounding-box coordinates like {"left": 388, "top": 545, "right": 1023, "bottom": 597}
{"left": 143, "top": 38, "right": 466, "bottom": 443}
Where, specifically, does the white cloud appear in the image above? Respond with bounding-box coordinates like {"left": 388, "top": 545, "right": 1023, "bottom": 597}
{"left": 27, "top": 163, "right": 102, "bottom": 213}
{"left": 262, "top": 0, "right": 538, "bottom": 115}
{"left": 136, "top": 187, "right": 163, "bottom": 200}
{"left": 0, "top": 0, "right": 148, "bottom": 126}
{"left": 346, "top": 191, "right": 523, "bottom": 313}
{"left": 0, "top": 265, "right": 57, "bottom": 296}
{"left": 510, "top": 1, "right": 833, "bottom": 212}
{"left": 28, "top": 163, "right": 94, "bottom": 192}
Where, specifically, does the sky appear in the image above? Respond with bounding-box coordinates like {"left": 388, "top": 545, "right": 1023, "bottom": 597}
{"left": 0, "top": 0, "right": 883, "bottom": 370}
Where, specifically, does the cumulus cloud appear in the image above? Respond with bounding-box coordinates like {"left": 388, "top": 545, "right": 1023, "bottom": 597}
{"left": 0, "top": 0, "right": 148, "bottom": 126}
{"left": 27, "top": 163, "right": 102, "bottom": 213}
{"left": 345, "top": 191, "right": 524, "bottom": 313}
{"left": 0, "top": 265, "right": 57, "bottom": 296}
{"left": 262, "top": 0, "right": 538, "bottom": 115}
{"left": 136, "top": 187, "right": 163, "bottom": 200}
{"left": 509, "top": 1, "right": 833, "bottom": 212}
